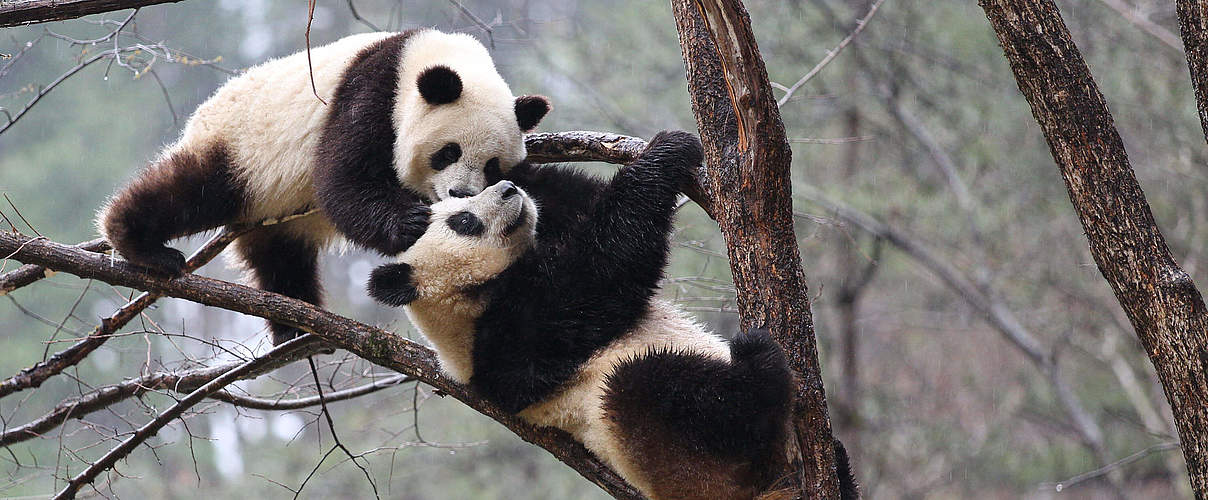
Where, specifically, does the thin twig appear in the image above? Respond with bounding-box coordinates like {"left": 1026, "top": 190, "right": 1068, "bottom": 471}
{"left": 292, "top": 357, "right": 380, "bottom": 499}
{"left": 446, "top": 0, "right": 494, "bottom": 49}
{"left": 346, "top": 0, "right": 381, "bottom": 31}
{"left": 53, "top": 335, "right": 324, "bottom": 499}
{"left": 776, "top": 0, "right": 887, "bottom": 107}
{"left": 1046, "top": 441, "right": 1181, "bottom": 492}
{"left": 1095, "top": 0, "right": 1184, "bottom": 53}
{"left": 305, "top": 0, "right": 327, "bottom": 105}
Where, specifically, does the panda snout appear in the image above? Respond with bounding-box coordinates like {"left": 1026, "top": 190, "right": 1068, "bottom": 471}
{"left": 498, "top": 181, "right": 518, "bottom": 199}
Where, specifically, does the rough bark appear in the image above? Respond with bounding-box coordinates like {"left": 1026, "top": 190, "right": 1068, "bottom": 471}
{"left": 1177, "top": 0, "right": 1208, "bottom": 146}
{"left": 669, "top": 1, "right": 840, "bottom": 497}
{"left": 0, "top": 238, "right": 107, "bottom": 295}
{"left": 0, "top": 232, "right": 643, "bottom": 500}
{"left": 980, "top": 1, "right": 1208, "bottom": 496}
{"left": 0, "top": 0, "right": 185, "bottom": 27}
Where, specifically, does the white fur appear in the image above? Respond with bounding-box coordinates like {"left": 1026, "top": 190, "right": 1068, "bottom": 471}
{"left": 394, "top": 30, "right": 528, "bottom": 201}
{"left": 519, "top": 299, "right": 730, "bottom": 496}
{"left": 400, "top": 182, "right": 537, "bottom": 382}
{"left": 396, "top": 188, "right": 732, "bottom": 498}
{"left": 149, "top": 29, "right": 527, "bottom": 248}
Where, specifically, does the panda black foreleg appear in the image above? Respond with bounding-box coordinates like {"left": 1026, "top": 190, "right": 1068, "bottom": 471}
{"left": 102, "top": 145, "right": 246, "bottom": 275}
{"left": 553, "top": 131, "right": 702, "bottom": 297}
{"left": 234, "top": 225, "right": 323, "bottom": 345}
{"left": 313, "top": 171, "right": 431, "bottom": 256}
{"left": 601, "top": 328, "right": 793, "bottom": 499}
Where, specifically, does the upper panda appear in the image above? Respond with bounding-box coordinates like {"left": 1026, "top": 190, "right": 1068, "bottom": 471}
{"left": 97, "top": 29, "right": 550, "bottom": 344}
{"left": 367, "top": 131, "right": 836, "bottom": 499}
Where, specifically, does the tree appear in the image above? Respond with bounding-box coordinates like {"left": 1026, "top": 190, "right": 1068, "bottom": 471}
{"left": 0, "top": 0, "right": 843, "bottom": 493}
{"left": 980, "top": 0, "right": 1208, "bottom": 496}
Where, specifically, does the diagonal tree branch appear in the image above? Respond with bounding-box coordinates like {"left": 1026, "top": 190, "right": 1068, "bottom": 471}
{"left": 0, "top": 230, "right": 643, "bottom": 499}
{"left": 0, "top": 341, "right": 320, "bottom": 447}
{"left": 0, "top": 0, "right": 185, "bottom": 28}
{"left": 0, "top": 239, "right": 108, "bottom": 295}
{"left": 53, "top": 335, "right": 323, "bottom": 499}
{"left": 0, "top": 210, "right": 314, "bottom": 400}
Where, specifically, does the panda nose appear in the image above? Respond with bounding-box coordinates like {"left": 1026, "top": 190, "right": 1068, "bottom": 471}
{"left": 498, "top": 181, "right": 518, "bottom": 199}
{"left": 448, "top": 188, "right": 474, "bottom": 198}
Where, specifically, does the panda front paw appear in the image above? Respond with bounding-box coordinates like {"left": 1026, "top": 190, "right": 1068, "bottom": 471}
{"left": 379, "top": 205, "right": 432, "bottom": 255}
{"left": 641, "top": 130, "right": 704, "bottom": 189}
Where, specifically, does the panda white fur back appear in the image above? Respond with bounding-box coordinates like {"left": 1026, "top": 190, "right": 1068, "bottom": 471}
{"left": 178, "top": 32, "right": 393, "bottom": 223}
{"left": 98, "top": 29, "right": 550, "bottom": 345}
{"left": 368, "top": 132, "right": 818, "bottom": 500}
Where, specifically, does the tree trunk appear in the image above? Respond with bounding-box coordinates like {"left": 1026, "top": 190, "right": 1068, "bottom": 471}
{"left": 669, "top": 1, "right": 841, "bottom": 497}
{"left": 1177, "top": 0, "right": 1208, "bottom": 146}
{"left": 980, "top": 1, "right": 1208, "bottom": 496}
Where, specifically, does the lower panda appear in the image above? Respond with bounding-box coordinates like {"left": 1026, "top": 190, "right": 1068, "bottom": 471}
{"left": 368, "top": 131, "right": 856, "bottom": 499}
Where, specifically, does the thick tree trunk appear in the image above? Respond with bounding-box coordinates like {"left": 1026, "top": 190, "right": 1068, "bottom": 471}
{"left": 669, "top": 1, "right": 841, "bottom": 497}
{"left": 1177, "top": 0, "right": 1208, "bottom": 146}
{"left": 980, "top": 1, "right": 1208, "bottom": 496}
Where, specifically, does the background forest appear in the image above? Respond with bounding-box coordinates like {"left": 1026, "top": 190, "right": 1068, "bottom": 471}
{"left": 0, "top": 0, "right": 1202, "bottom": 498}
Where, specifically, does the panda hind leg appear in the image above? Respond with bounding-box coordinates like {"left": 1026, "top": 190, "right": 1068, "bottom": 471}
{"left": 601, "top": 329, "right": 794, "bottom": 500}
{"left": 233, "top": 223, "right": 324, "bottom": 346}
{"left": 101, "top": 144, "right": 247, "bottom": 276}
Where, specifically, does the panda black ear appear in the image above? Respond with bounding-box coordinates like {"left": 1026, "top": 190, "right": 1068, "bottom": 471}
{"left": 515, "top": 95, "right": 551, "bottom": 132}
{"left": 417, "top": 66, "right": 462, "bottom": 105}
{"left": 368, "top": 263, "right": 420, "bottom": 306}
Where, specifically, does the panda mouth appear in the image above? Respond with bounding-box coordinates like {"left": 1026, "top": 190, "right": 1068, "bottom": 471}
{"left": 502, "top": 204, "right": 527, "bottom": 236}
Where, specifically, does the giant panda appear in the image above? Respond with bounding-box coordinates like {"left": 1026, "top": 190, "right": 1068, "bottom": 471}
{"left": 367, "top": 131, "right": 856, "bottom": 499}
{"left": 97, "top": 29, "right": 551, "bottom": 344}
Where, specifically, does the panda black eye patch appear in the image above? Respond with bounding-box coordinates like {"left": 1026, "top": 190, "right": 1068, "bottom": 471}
{"left": 447, "top": 211, "right": 485, "bottom": 236}
{"left": 431, "top": 143, "right": 462, "bottom": 171}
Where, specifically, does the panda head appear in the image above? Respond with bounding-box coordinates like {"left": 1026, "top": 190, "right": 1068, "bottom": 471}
{"left": 395, "top": 62, "right": 551, "bottom": 202}
{"left": 368, "top": 180, "right": 538, "bottom": 306}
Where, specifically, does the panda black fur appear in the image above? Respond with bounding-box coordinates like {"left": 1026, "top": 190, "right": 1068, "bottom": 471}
{"left": 368, "top": 131, "right": 856, "bottom": 499}
{"left": 98, "top": 29, "right": 550, "bottom": 345}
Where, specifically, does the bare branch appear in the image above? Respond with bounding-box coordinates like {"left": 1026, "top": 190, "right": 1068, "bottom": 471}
{"left": 0, "top": 0, "right": 185, "bottom": 28}
{"left": 53, "top": 335, "right": 324, "bottom": 499}
{"left": 0, "top": 238, "right": 108, "bottom": 295}
{"left": 0, "top": 347, "right": 330, "bottom": 446}
{"left": 0, "top": 231, "right": 642, "bottom": 499}
{"left": 1098, "top": 0, "right": 1184, "bottom": 54}
{"left": 0, "top": 226, "right": 245, "bottom": 400}
{"left": 776, "top": 0, "right": 887, "bottom": 107}
{"left": 447, "top": 0, "right": 494, "bottom": 50}
{"left": 209, "top": 374, "right": 410, "bottom": 411}
{"left": 524, "top": 131, "right": 714, "bottom": 218}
